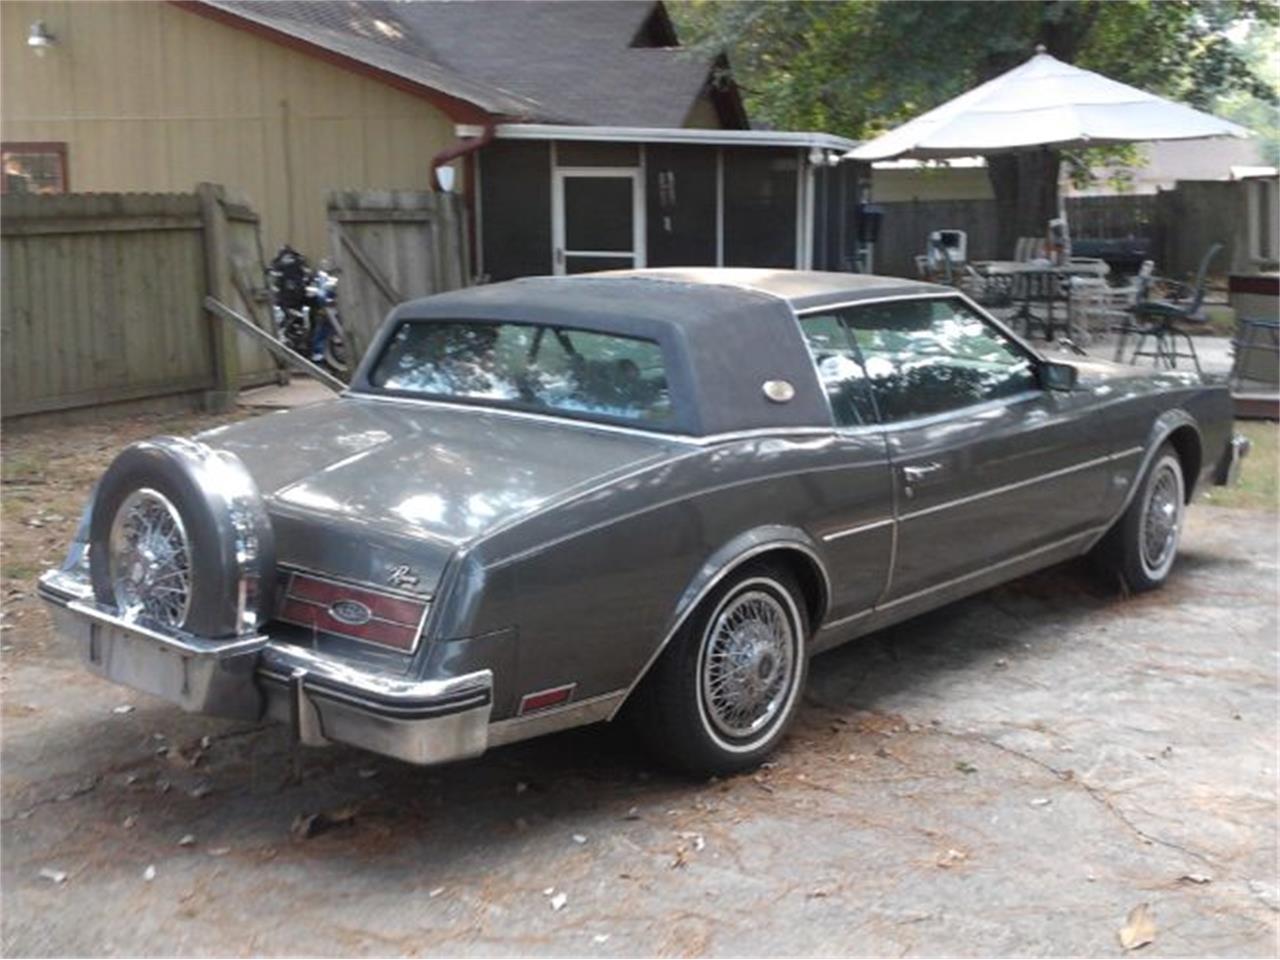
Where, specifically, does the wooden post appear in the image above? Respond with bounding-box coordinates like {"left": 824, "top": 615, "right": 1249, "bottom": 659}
{"left": 197, "top": 182, "right": 239, "bottom": 411}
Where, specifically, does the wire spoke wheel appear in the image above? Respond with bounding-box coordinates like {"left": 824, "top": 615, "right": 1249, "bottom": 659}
{"left": 108, "top": 488, "right": 191, "bottom": 629}
{"left": 699, "top": 588, "right": 796, "bottom": 740}
{"left": 1139, "top": 460, "right": 1183, "bottom": 576}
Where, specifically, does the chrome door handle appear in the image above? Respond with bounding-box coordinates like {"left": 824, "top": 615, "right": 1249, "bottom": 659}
{"left": 902, "top": 462, "right": 944, "bottom": 483}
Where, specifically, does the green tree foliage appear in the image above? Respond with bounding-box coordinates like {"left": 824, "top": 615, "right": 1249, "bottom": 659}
{"left": 673, "top": 0, "right": 1279, "bottom": 138}
{"left": 672, "top": 0, "right": 1278, "bottom": 253}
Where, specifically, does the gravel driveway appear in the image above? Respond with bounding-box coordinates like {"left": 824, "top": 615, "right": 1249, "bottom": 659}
{"left": 2, "top": 414, "right": 1276, "bottom": 957}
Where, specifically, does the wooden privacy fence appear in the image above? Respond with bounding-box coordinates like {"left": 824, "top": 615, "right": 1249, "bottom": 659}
{"left": 328, "top": 189, "right": 469, "bottom": 357}
{"left": 1, "top": 184, "right": 281, "bottom": 419}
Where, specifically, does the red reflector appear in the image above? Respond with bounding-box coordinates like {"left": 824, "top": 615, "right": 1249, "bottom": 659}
{"left": 518, "top": 684, "right": 575, "bottom": 715}
{"left": 277, "top": 573, "right": 427, "bottom": 652}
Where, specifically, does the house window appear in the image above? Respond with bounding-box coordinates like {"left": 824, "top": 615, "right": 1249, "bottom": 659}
{"left": 1, "top": 142, "right": 68, "bottom": 195}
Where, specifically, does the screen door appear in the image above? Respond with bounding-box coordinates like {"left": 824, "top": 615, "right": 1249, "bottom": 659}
{"left": 553, "top": 169, "right": 645, "bottom": 275}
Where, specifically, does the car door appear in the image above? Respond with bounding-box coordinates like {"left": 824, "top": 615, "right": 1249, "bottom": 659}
{"left": 831, "top": 295, "right": 1114, "bottom": 605}
{"left": 795, "top": 311, "right": 896, "bottom": 629}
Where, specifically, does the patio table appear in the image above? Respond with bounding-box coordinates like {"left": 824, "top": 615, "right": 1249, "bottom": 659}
{"left": 971, "top": 260, "right": 1104, "bottom": 341}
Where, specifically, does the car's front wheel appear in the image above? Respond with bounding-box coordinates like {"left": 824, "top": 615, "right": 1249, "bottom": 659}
{"left": 629, "top": 561, "right": 809, "bottom": 776}
{"left": 1095, "top": 442, "right": 1186, "bottom": 592}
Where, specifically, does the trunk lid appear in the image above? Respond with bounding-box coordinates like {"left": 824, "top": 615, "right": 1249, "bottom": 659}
{"left": 200, "top": 397, "right": 685, "bottom": 595}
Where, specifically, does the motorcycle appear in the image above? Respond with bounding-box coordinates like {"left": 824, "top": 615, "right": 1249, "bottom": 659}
{"left": 266, "top": 245, "right": 351, "bottom": 374}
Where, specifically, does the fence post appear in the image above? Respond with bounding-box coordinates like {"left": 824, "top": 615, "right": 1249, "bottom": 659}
{"left": 197, "top": 182, "right": 239, "bottom": 411}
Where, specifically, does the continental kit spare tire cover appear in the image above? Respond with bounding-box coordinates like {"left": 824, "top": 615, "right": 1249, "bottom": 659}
{"left": 88, "top": 436, "right": 275, "bottom": 638}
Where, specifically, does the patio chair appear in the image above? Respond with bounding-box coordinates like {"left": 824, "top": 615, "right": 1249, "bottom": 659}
{"left": 1114, "top": 244, "right": 1222, "bottom": 375}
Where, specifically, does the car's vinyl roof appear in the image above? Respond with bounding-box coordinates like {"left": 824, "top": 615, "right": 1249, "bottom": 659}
{"left": 587, "top": 268, "right": 949, "bottom": 311}
{"left": 362, "top": 270, "right": 953, "bottom": 436}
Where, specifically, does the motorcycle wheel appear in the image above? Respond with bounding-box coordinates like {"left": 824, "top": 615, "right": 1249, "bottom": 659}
{"left": 323, "top": 313, "right": 350, "bottom": 374}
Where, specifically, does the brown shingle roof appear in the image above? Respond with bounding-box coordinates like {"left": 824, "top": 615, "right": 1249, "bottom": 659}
{"left": 199, "top": 0, "right": 730, "bottom": 126}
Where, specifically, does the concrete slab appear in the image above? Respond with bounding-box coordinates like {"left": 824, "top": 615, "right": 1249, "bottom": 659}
{"left": 2, "top": 508, "right": 1276, "bottom": 957}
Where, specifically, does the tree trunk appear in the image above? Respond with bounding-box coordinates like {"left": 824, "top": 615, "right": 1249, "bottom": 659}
{"left": 987, "top": 148, "right": 1061, "bottom": 259}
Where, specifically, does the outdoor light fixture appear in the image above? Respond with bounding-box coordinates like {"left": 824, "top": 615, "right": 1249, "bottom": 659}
{"left": 808, "top": 147, "right": 843, "bottom": 167}
{"left": 27, "top": 21, "right": 57, "bottom": 55}
{"left": 435, "top": 165, "right": 456, "bottom": 192}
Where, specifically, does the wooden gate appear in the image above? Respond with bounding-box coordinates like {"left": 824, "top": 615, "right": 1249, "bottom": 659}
{"left": 1, "top": 183, "right": 280, "bottom": 419}
{"left": 327, "top": 190, "right": 469, "bottom": 359}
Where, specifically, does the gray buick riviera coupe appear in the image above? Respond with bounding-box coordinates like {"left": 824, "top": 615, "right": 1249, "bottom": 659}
{"left": 39, "top": 269, "right": 1247, "bottom": 775}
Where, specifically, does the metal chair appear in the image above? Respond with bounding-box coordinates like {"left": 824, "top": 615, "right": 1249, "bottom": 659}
{"left": 1115, "top": 244, "right": 1222, "bottom": 375}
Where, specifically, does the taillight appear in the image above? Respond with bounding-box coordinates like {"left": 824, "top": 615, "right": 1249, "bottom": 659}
{"left": 277, "top": 572, "right": 427, "bottom": 652}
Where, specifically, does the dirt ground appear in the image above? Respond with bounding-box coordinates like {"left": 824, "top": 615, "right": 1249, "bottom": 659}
{"left": 1, "top": 411, "right": 1277, "bottom": 958}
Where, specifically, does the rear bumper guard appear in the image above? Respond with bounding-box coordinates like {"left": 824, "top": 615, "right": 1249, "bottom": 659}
{"left": 38, "top": 571, "right": 492, "bottom": 766}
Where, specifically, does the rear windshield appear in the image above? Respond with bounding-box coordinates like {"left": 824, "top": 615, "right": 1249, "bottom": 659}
{"left": 368, "top": 320, "right": 674, "bottom": 426}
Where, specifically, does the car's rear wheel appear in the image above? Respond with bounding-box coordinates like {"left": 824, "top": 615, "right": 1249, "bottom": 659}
{"left": 629, "top": 561, "right": 809, "bottom": 776}
{"left": 88, "top": 438, "right": 276, "bottom": 637}
{"left": 1095, "top": 443, "right": 1186, "bottom": 592}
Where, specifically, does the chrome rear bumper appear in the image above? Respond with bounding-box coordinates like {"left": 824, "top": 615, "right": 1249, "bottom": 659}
{"left": 38, "top": 571, "right": 492, "bottom": 766}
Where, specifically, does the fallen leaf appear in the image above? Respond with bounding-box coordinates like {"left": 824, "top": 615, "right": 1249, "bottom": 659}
{"left": 1118, "top": 902, "right": 1156, "bottom": 950}
{"left": 178, "top": 834, "right": 196, "bottom": 847}
{"left": 112, "top": 705, "right": 135, "bottom": 715}
{"left": 38, "top": 867, "right": 67, "bottom": 884}
{"left": 622, "top": 806, "right": 641, "bottom": 821}
{"left": 1029, "top": 797, "right": 1052, "bottom": 807}
{"left": 357, "top": 768, "right": 378, "bottom": 780}
{"left": 936, "top": 848, "right": 968, "bottom": 868}
{"left": 1178, "top": 873, "right": 1212, "bottom": 884}
{"left": 572, "top": 834, "right": 587, "bottom": 845}
{"left": 122, "top": 815, "right": 137, "bottom": 829}
{"left": 143, "top": 865, "right": 157, "bottom": 882}
{"left": 291, "top": 805, "right": 358, "bottom": 840}
{"left": 954, "top": 761, "right": 978, "bottom": 775}
{"left": 593, "top": 934, "right": 611, "bottom": 944}
{"left": 550, "top": 892, "right": 568, "bottom": 911}
{"left": 428, "top": 886, "right": 445, "bottom": 898}
{"left": 207, "top": 847, "right": 231, "bottom": 857}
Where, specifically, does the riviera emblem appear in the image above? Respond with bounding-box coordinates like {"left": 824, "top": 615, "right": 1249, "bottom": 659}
{"left": 387, "top": 564, "right": 420, "bottom": 589}
{"left": 329, "top": 599, "right": 373, "bottom": 626}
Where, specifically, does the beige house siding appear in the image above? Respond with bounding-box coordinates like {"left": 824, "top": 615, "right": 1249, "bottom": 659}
{"left": 871, "top": 166, "right": 994, "bottom": 202}
{"left": 2, "top": 1, "right": 459, "bottom": 257}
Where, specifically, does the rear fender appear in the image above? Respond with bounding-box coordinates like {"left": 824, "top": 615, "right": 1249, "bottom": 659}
{"left": 610, "top": 524, "right": 829, "bottom": 718}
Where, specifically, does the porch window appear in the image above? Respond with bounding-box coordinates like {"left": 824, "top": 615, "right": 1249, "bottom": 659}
{"left": 723, "top": 149, "right": 798, "bottom": 268}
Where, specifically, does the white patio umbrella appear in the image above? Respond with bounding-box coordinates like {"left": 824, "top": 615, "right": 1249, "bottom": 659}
{"left": 848, "top": 49, "right": 1249, "bottom": 161}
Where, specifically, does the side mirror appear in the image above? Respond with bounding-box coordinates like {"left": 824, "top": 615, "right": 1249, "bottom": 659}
{"left": 1040, "top": 360, "right": 1078, "bottom": 392}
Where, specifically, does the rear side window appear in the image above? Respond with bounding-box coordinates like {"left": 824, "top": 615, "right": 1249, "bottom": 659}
{"left": 369, "top": 320, "right": 674, "bottom": 426}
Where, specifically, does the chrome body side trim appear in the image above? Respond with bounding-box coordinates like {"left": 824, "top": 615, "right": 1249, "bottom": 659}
{"left": 878, "top": 526, "right": 1109, "bottom": 613}
{"left": 484, "top": 459, "right": 862, "bottom": 572}
{"left": 817, "top": 606, "right": 874, "bottom": 631}
{"left": 489, "top": 690, "right": 625, "bottom": 747}
{"left": 346, "top": 390, "right": 843, "bottom": 449}
{"left": 343, "top": 390, "right": 705, "bottom": 445}
{"left": 820, "top": 516, "right": 894, "bottom": 542}
{"left": 898, "top": 453, "right": 1115, "bottom": 523}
